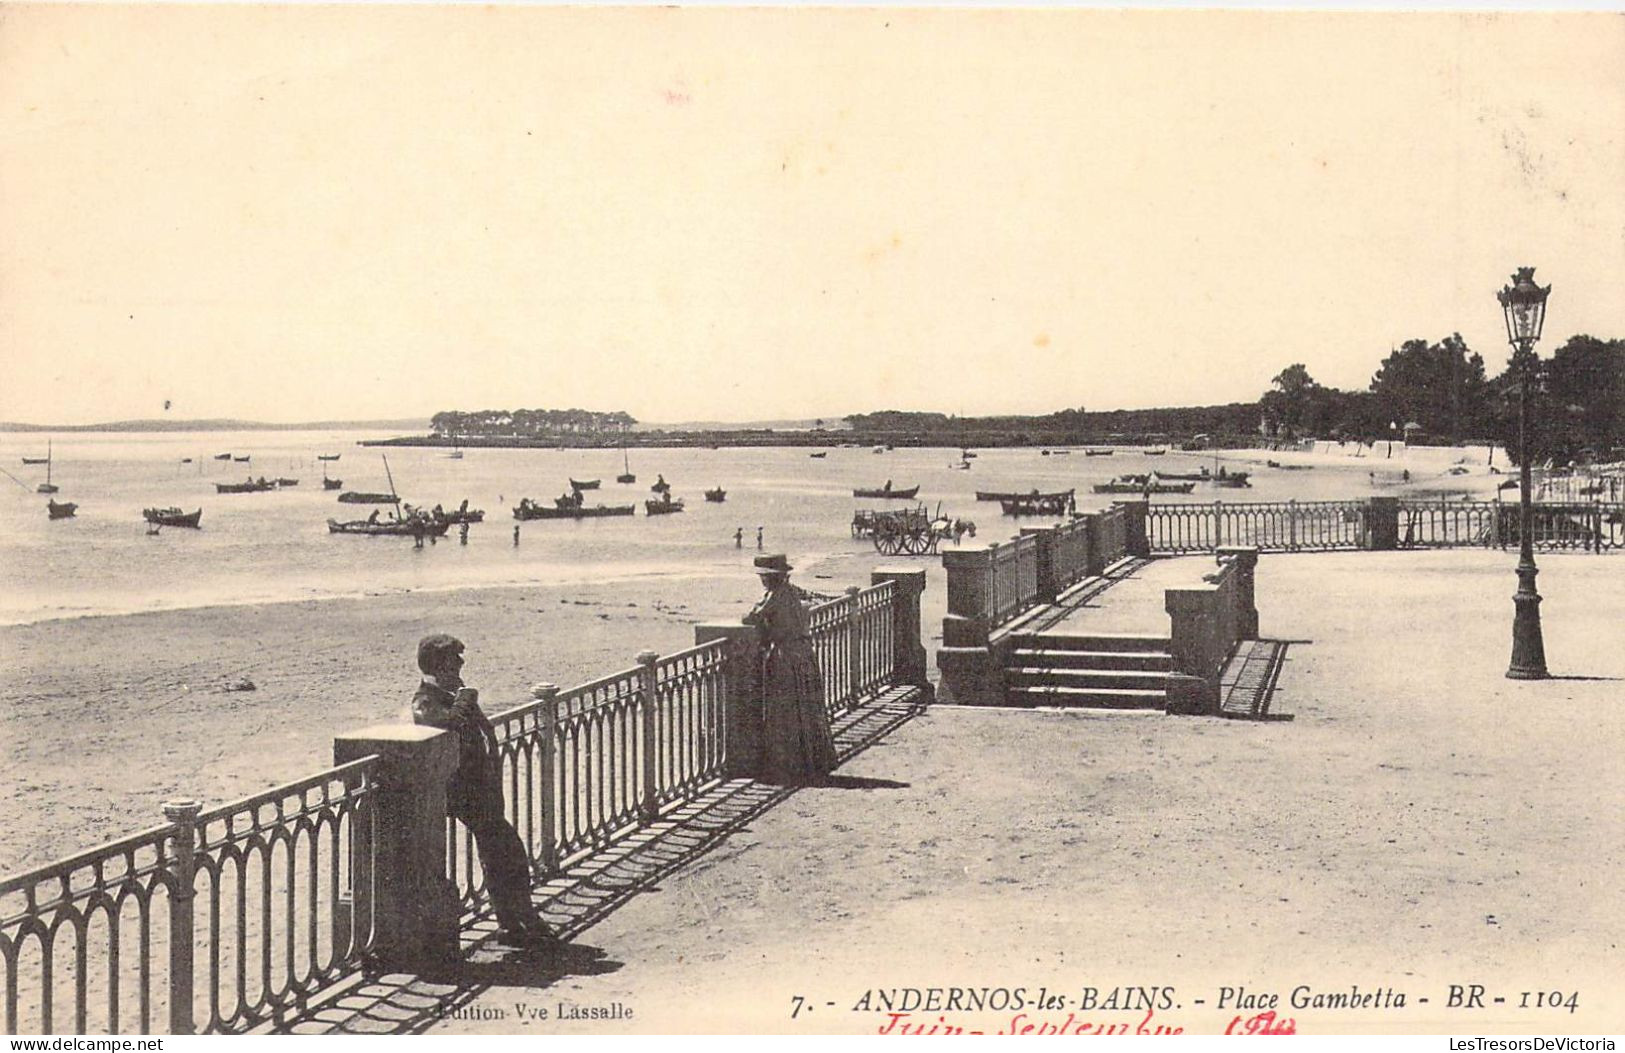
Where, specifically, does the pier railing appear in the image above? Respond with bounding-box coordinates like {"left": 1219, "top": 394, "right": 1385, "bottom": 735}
{"left": 0, "top": 759, "right": 379, "bottom": 1036}
{"left": 3, "top": 567, "right": 928, "bottom": 1036}
{"left": 1146, "top": 498, "right": 1623, "bottom": 555}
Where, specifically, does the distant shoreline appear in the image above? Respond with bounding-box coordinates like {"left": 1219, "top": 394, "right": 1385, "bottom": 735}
{"left": 0, "top": 418, "right": 429, "bottom": 433}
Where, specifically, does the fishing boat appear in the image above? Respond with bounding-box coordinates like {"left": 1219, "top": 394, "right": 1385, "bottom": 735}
{"left": 513, "top": 497, "right": 635, "bottom": 520}
{"left": 275, "top": 477, "right": 299, "bottom": 487}
{"left": 1212, "top": 475, "right": 1252, "bottom": 488}
{"left": 949, "top": 461, "right": 970, "bottom": 470}
{"left": 1084, "top": 449, "right": 1114, "bottom": 457}
{"left": 975, "top": 489, "right": 1059, "bottom": 502}
{"left": 35, "top": 441, "right": 59, "bottom": 494}
{"left": 650, "top": 476, "right": 671, "bottom": 494}
{"left": 143, "top": 507, "right": 203, "bottom": 529}
{"left": 317, "top": 454, "right": 341, "bottom": 462}
{"left": 704, "top": 487, "right": 726, "bottom": 503}
{"left": 337, "top": 491, "right": 398, "bottom": 503}
{"left": 213, "top": 453, "right": 233, "bottom": 461}
{"left": 1000, "top": 491, "right": 1074, "bottom": 516}
{"left": 216, "top": 478, "right": 276, "bottom": 494}
{"left": 1142, "top": 449, "right": 1167, "bottom": 456}
{"left": 1265, "top": 460, "right": 1314, "bottom": 471}
{"left": 21, "top": 456, "right": 48, "bottom": 466}
{"left": 809, "top": 451, "right": 828, "bottom": 459}
{"left": 1150, "top": 468, "right": 1213, "bottom": 481}
{"left": 446, "top": 449, "right": 464, "bottom": 460}
{"left": 323, "top": 478, "right": 344, "bottom": 491}
{"left": 1092, "top": 480, "right": 1195, "bottom": 495}
{"left": 327, "top": 516, "right": 451, "bottom": 538}
{"left": 853, "top": 482, "right": 920, "bottom": 499}
{"left": 646, "top": 497, "right": 686, "bottom": 516}
{"left": 616, "top": 448, "right": 636, "bottom": 484}
{"left": 961, "top": 450, "right": 977, "bottom": 459}
{"left": 420, "top": 500, "right": 484, "bottom": 524}
{"left": 180, "top": 458, "right": 193, "bottom": 465}
{"left": 569, "top": 477, "right": 601, "bottom": 491}
{"left": 233, "top": 455, "right": 252, "bottom": 463}
{"left": 47, "top": 498, "right": 77, "bottom": 520}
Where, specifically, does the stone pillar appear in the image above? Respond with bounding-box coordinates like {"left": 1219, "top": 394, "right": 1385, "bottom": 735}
{"left": 1117, "top": 499, "right": 1151, "bottom": 558}
{"left": 1079, "top": 510, "right": 1104, "bottom": 576}
{"left": 695, "top": 621, "right": 764, "bottom": 778}
{"left": 938, "top": 548, "right": 999, "bottom": 706}
{"left": 1215, "top": 546, "right": 1260, "bottom": 639}
{"left": 1019, "top": 524, "right": 1060, "bottom": 602}
{"left": 1164, "top": 588, "right": 1221, "bottom": 715}
{"left": 871, "top": 566, "right": 930, "bottom": 696}
{"left": 1368, "top": 496, "right": 1400, "bottom": 551}
{"left": 332, "top": 725, "right": 463, "bottom": 969}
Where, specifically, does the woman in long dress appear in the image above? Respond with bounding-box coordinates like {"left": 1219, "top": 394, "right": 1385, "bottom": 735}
{"left": 742, "top": 554, "right": 838, "bottom": 783}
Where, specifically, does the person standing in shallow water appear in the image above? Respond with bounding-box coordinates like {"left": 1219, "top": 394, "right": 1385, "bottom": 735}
{"left": 742, "top": 554, "right": 838, "bottom": 783}
{"left": 411, "top": 634, "right": 558, "bottom": 947}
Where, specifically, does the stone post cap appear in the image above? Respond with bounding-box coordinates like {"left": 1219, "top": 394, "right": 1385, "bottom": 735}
{"left": 333, "top": 723, "right": 458, "bottom": 777}
{"left": 636, "top": 649, "right": 660, "bottom": 665}
{"left": 162, "top": 799, "right": 202, "bottom": 821}
{"left": 530, "top": 682, "right": 559, "bottom": 699}
{"left": 1166, "top": 586, "right": 1220, "bottom": 613}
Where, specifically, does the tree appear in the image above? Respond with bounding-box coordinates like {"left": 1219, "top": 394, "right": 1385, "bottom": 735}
{"left": 1258, "top": 364, "right": 1320, "bottom": 439}
{"left": 1491, "top": 334, "right": 1625, "bottom": 464}
{"left": 1369, "top": 334, "right": 1491, "bottom": 443}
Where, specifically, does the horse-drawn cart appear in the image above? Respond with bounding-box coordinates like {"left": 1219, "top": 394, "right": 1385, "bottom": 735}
{"left": 853, "top": 504, "right": 968, "bottom": 555}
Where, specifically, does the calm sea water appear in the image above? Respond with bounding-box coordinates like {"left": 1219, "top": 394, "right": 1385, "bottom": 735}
{"left": 0, "top": 431, "right": 1384, "bottom": 625}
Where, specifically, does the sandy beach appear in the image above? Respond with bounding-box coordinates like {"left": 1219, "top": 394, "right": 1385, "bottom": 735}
{"left": 0, "top": 549, "right": 902, "bottom": 873}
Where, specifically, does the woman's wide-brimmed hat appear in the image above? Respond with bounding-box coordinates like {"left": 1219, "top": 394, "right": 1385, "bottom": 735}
{"left": 753, "top": 554, "right": 793, "bottom": 574}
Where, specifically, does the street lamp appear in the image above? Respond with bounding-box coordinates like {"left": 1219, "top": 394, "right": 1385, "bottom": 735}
{"left": 1497, "top": 266, "right": 1551, "bottom": 680}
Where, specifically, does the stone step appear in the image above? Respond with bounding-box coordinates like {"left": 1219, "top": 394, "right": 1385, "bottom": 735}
{"left": 1005, "top": 685, "right": 1168, "bottom": 710}
{"left": 1007, "top": 668, "right": 1171, "bottom": 691}
{"left": 1015, "top": 631, "right": 1172, "bottom": 653}
{"left": 1011, "top": 648, "right": 1173, "bottom": 672}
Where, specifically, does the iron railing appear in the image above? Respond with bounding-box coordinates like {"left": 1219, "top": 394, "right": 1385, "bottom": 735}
{"left": 0, "top": 759, "right": 379, "bottom": 1035}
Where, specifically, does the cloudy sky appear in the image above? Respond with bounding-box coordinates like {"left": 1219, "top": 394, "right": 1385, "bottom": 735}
{"left": 2, "top": 6, "right": 1621, "bottom": 424}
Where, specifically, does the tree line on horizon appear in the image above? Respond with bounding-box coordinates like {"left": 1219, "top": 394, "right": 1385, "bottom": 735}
{"left": 1259, "top": 332, "right": 1624, "bottom": 464}
{"left": 425, "top": 332, "right": 1622, "bottom": 462}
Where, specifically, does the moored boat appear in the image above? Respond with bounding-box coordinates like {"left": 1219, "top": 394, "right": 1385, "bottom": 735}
{"left": 323, "top": 478, "right": 343, "bottom": 490}
{"left": 327, "top": 516, "right": 450, "bottom": 537}
{"left": 1084, "top": 449, "right": 1114, "bottom": 456}
{"left": 317, "top": 454, "right": 341, "bottom": 462}
{"left": 143, "top": 507, "right": 203, "bottom": 529}
{"left": 216, "top": 478, "right": 277, "bottom": 494}
{"left": 47, "top": 499, "right": 77, "bottom": 520}
{"left": 809, "top": 451, "right": 828, "bottom": 458}
{"left": 569, "top": 478, "right": 601, "bottom": 491}
{"left": 233, "top": 456, "right": 251, "bottom": 463}
{"left": 337, "top": 491, "right": 399, "bottom": 503}
{"left": 1092, "top": 480, "right": 1195, "bottom": 494}
{"left": 853, "top": 483, "right": 919, "bottom": 499}
{"left": 513, "top": 497, "right": 635, "bottom": 520}
{"left": 646, "top": 497, "right": 685, "bottom": 516}
{"left": 21, "top": 457, "right": 48, "bottom": 465}
{"left": 999, "top": 491, "right": 1075, "bottom": 516}
{"left": 704, "top": 487, "right": 726, "bottom": 503}
{"left": 213, "top": 453, "right": 232, "bottom": 461}
{"left": 275, "top": 477, "right": 299, "bottom": 487}
{"left": 616, "top": 448, "right": 636, "bottom": 484}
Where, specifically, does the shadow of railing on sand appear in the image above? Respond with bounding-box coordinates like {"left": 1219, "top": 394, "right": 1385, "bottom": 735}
{"left": 279, "top": 686, "right": 926, "bottom": 1034}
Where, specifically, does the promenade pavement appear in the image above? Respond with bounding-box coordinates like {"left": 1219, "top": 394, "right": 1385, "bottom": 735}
{"left": 306, "top": 549, "right": 1625, "bottom": 1035}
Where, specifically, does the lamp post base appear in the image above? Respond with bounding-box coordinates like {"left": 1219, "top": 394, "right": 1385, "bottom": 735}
{"left": 1506, "top": 569, "right": 1548, "bottom": 680}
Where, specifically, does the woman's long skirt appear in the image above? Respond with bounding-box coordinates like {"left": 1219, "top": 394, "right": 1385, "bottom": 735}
{"left": 760, "top": 647, "right": 838, "bottom": 782}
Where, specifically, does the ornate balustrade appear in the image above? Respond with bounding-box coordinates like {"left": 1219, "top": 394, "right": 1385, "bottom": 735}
{"left": 1146, "top": 498, "right": 1623, "bottom": 555}
{"left": 1, "top": 759, "right": 379, "bottom": 1035}
{"left": 1164, "top": 547, "right": 1260, "bottom": 715}
{"left": 3, "top": 567, "right": 929, "bottom": 1036}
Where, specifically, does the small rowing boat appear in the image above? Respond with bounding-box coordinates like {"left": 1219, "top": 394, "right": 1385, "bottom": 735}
{"left": 143, "top": 507, "right": 203, "bottom": 528}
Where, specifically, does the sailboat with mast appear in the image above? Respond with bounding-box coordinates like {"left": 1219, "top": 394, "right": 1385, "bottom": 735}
{"left": 616, "top": 446, "right": 636, "bottom": 484}
{"left": 36, "top": 441, "right": 59, "bottom": 494}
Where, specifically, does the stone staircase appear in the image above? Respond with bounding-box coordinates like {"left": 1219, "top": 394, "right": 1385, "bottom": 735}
{"left": 1004, "top": 631, "right": 1173, "bottom": 709}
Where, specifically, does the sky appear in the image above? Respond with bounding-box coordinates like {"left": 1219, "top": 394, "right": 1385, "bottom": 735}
{"left": 1, "top": 6, "right": 1622, "bottom": 425}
